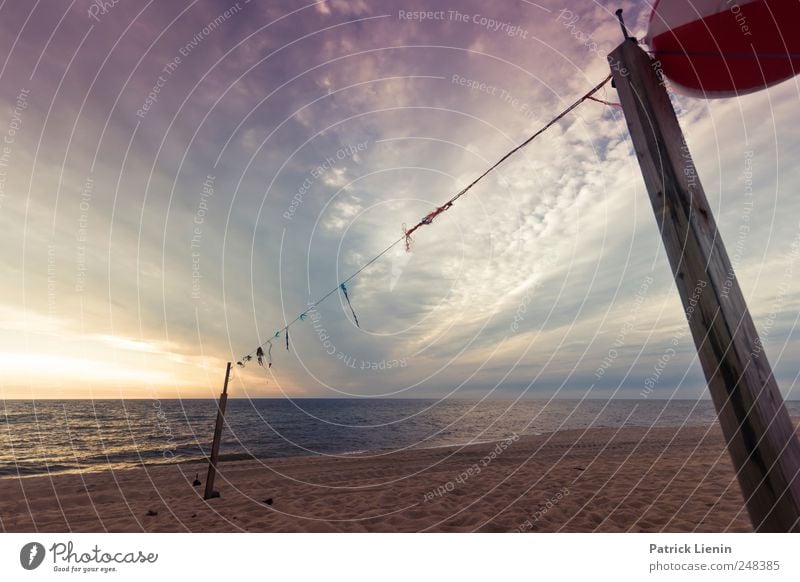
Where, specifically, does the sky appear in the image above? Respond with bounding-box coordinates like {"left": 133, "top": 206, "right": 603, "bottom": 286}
{"left": 1, "top": 0, "right": 799, "bottom": 400}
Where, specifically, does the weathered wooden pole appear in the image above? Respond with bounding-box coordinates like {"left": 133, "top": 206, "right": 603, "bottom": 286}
{"left": 609, "top": 38, "right": 800, "bottom": 532}
{"left": 204, "top": 361, "right": 231, "bottom": 500}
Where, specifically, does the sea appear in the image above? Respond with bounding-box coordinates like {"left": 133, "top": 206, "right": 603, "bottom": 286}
{"left": 2, "top": 398, "right": 799, "bottom": 478}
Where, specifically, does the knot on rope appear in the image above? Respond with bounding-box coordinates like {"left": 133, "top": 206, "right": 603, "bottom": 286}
{"left": 403, "top": 201, "right": 454, "bottom": 251}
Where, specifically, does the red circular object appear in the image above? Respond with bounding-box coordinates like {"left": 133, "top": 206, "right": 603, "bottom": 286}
{"left": 646, "top": 0, "right": 800, "bottom": 97}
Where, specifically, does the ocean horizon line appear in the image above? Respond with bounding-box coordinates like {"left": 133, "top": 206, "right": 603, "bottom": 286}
{"left": 6, "top": 396, "right": 794, "bottom": 401}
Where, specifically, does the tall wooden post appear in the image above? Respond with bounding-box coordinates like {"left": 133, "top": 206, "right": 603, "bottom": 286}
{"left": 204, "top": 362, "right": 231, "bottom": 500}
{"left": 610, "top": 39, "right": 800, "bottom": 532}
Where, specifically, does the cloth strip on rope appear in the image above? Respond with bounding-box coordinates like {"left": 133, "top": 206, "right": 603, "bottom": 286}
{"left": 255, "top": 341, "right": 273, "bottom": 368}
{"left": 586, "top": 95, "right": 622, "bottom": 108}
{"left": 286, "top": 328, "right": 289, "bottom": 351}
{"left": 237, "top": 73, "right": 613, "bottom": 367}
{"left": 340, "top": 283, "right": 360, "bottom": 328}
{"left": 402, "top": 73, "right": 613, "bottom": 250}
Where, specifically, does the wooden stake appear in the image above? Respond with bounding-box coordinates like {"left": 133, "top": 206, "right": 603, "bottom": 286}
{"left": 204, "top": 361, "right": 231, "bottom": 500}
{"left": 609, "top": 39, "right": 800, "bottom": 531}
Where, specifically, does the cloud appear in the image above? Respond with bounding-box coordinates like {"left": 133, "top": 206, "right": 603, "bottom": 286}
{"left": 2, "top": 0, "right": 798, "bottom": 399}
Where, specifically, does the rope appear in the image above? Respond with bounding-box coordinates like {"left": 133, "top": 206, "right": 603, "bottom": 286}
{"left": 587, "top": 94, "right": 622, "bottom": 108}
{"left": 238, "top": 235, "right": 404, "bottom": 366}
{"left": 237, "top": 73, "right": 613, "bottom": 367}
{"left": 402, "top": 73, "right": 613, "bottom": 249}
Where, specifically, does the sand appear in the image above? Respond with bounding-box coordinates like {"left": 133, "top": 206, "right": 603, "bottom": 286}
{"left": 0, "top": 423, "right": 779, "bottom": 532}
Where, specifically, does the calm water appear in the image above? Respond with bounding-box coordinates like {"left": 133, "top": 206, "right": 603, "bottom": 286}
{"left": 2, "top": 399, "right": 799, "bottom": 478}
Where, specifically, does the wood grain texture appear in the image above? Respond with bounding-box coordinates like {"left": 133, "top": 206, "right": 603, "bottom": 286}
{"left": 610, "top": 40, "right": 800, "bottom": 532}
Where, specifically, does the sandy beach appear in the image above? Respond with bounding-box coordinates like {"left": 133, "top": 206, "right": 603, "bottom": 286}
{"left": 3, "top": 421, "right": 785, "bottom": 533}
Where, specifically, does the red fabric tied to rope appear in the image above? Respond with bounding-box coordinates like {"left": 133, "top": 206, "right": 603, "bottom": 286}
{"left": 404, "top": 202, "right": 454, "bottom": 250}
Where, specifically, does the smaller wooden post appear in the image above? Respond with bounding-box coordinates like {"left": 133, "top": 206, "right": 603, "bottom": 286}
{"left": 204, "top": 362, "right": 231, "bottom": 500}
